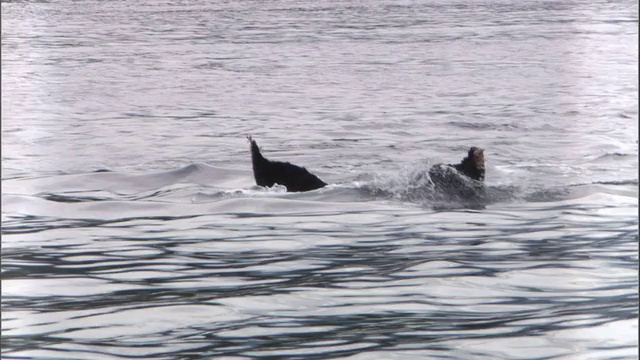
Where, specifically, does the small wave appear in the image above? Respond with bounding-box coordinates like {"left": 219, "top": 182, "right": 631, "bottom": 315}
{"left": 524, "top": 181, "right": 638, "bottom": 203}
{"left": 10, "top": 162, "right": 636, "bottom": 212}
{"left": 36, "top": 192, "right": 111, "bottom": 203}
{"left": 589, "top": 152, "right": 635, "bottom": 162}
{"left": 592, "top": 179, "right": 638, "bottom": 186}
{"left": 448, "top": 121, "right": 519, "bottom": 131}
{"left": 523, "top": 187, "right": 576, "bottom": 203}
{"left": 354, "top": 163, "right": 489, "bottom": 209}
{"left": 447, "top": 121, "right": 490, "bottom": 130}
{"left": 191, "top": 184, "right": 291, "bottom": 203}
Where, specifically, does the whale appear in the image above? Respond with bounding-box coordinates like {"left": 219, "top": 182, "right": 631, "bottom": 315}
{"left": 247, "top": 136, "right": 485, "bottom": 197}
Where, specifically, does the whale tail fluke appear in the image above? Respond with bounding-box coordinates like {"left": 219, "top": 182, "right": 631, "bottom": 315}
{"left": 247, "top": 136, "right": 327, "bottom": 193}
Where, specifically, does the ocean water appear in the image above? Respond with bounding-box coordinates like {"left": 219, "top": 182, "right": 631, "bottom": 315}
{"left": 1, "top": 0, "right": 638, "bottom": 359}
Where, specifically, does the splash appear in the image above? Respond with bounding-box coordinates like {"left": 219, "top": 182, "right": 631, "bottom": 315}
{"left": 355, "top": 161, "right": 488, "bottom": 209}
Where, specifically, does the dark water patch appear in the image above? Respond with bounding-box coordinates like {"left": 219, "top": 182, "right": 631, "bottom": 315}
{"left": 592, "top": 179, "right": 638, "bottom": 186}
{"left": 1, "top": 214, "right": 202, "bottom": 235}
{"left": 2, "top": 210, "right": 637, "bottom": 358}
{"left": 37, "top": 192, "right": 111, "bottom": 203}
{"left": 590, "top": 152, "right": 635, "bottom": 161}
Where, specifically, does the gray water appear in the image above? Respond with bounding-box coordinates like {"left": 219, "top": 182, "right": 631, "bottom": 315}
{"left": 1, "top": 0, "right": 638, "bottom": 359}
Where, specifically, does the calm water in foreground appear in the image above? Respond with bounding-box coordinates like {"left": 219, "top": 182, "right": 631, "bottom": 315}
{"left": 2, "top": 0, "right": 638, "bottom": 359}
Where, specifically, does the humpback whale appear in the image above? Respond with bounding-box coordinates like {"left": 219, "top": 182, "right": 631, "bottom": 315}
{"left": 247, "top": 137, "right": 485, "bottom": 196}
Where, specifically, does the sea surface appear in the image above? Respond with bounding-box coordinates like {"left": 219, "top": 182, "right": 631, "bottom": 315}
{"left": 1, "top": 0, "right": 638, "bottom": 359}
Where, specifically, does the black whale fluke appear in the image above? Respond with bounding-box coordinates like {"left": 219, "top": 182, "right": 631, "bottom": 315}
{"left": 247, "top": 136, "right": 327, "bottom": 192}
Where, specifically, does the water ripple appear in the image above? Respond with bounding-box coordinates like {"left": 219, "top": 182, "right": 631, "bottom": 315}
{"left": 2, "top": 0, "right": 637, "bottom": 358}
